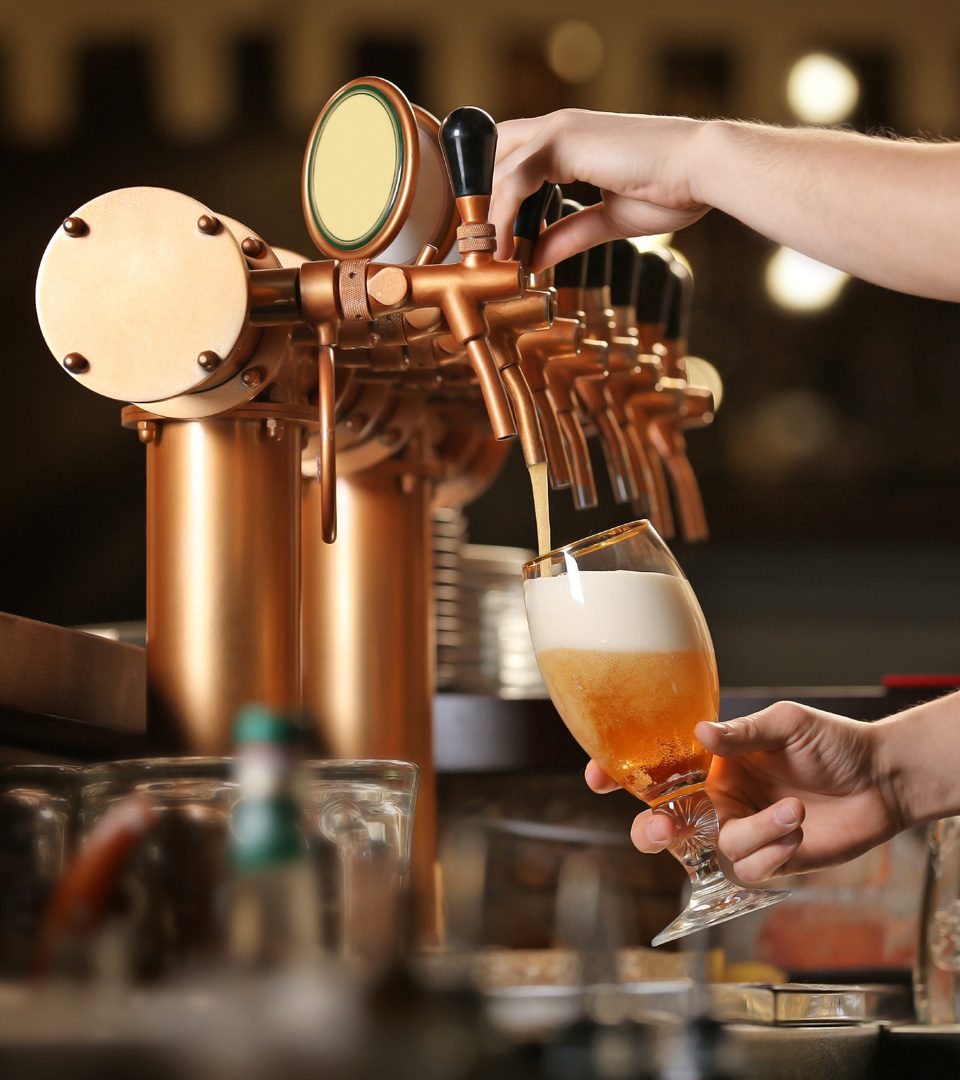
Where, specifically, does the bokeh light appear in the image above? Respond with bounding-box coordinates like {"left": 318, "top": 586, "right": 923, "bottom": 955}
{"left": 786, "top": 52, "right": 860, "bottom": 125}
{"left": 545, "top": 21, "right": 605, "bottom": 84}
{"left": 765, "top": 245, "right": 849, "bottom": 312}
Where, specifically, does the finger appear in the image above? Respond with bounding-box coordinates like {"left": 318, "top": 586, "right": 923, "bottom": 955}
{"left": 732, "top": 828, "right": 803, "bottom": 884}
{"left": 529, "top": 205, "right": 622, "bottom": 272}
{"left": 491, "top": 157, "right": 555, "bottom": 258}
{"left": 495, "top": 116, "right": 555, "bottom": 164}
{"left": 695, "top": 702, "right": 806, "bottom": 758}
{"left": 584, "top": 760, "right": 621, "bottom": 794}
{"left": 718, "top": 797, "right": 806, "bottom": 862}
{"left": 630, "top": 809, "right": 677, "bottom": 853}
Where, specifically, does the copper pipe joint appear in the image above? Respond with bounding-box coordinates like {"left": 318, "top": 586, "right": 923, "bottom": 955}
{"left": 554, "top": 287, "right": 585, "bottom": 320}
{"left": 582, "top": 286, "right": 615, "bottom": 338}
{"left": 248, "top": 267, "right": 301, "bottom": 326}
{"left": 662, "top": 337, "right": 688, "bottom": 380}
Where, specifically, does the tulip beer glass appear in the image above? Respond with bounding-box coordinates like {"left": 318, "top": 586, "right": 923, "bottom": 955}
{"left": 523, "top": 521, "right": 786, "bottom": 945}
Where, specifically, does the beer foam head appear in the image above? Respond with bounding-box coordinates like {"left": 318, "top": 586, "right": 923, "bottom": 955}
{"left": 524, "top": 570, "right": 707, "bottom": 654}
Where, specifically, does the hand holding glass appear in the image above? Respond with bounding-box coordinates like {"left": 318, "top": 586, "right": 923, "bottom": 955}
{"left": 523, "top": 521, "right": 786, "bottom": 945}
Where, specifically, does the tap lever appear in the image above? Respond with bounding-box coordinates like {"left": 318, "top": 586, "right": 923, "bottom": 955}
{"left": 635, "top": 248, "right": 675, "bottom": 352}
{"left": 610, "top": 238, "right": 640, "bottom": 311}
{"left": 553, "top": 199, "right": 588, "bottom": 293}
{"left": 513, "top": 181, "right": 555, "bottom": 267}
{"left": 584, "top": 239, "right": 612, "bottom": 290}
{"left": 663, "top": 250, "right": 694, "bottom": 378}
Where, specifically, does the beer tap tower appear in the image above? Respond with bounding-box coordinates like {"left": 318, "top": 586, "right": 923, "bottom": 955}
{"left": 33, "top": 76, "right": 720, "bottom": 934}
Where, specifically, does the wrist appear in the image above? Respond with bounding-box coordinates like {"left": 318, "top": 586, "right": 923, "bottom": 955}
{"left": 873, "top": 692, "right": 960, "bottom": 829}
{"left": 687, "top": 118, "right": 741, "bottom": 209}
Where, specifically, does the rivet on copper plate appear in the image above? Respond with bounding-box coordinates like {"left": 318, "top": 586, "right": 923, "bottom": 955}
{"left": 240, "top": 368, "right": 263, "bottom": 389}
{"left": 197, "top": 215, "right": 222, "bottom": 236}
{"left": 62, "top": 217, "right": 88, "bottom": 237}
{"left": 137, "top": 420, "right": 158, "bottom": 445}
{"left": 197, "top": 350, "right": 221, "bottom": 372}
{"left": 241, "top": 237, "right": 265, "bottom": 258}
{"left": 63, "top": 352, "right": 89, "bottom": 373}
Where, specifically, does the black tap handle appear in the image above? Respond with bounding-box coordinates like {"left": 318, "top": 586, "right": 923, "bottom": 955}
{"left": 543, "top": 184, "right": 563, "bottom": 226}
{"left": 585, "top": 241, "right": 612, "bottom": 290}
{"left": 610, "top": 239, "right": 640, "bottom": 307}
{"left": 554, "top": 198, "right": 587, "bottom": 290}
{"left": 440, "top": 107, "right": 498, "bottom": 199}
{"left": 635, "top": 248, "right": 675, "bottom": 326}
{"left": 664, "top": 253, "right": 694, "bottom": 340}
{"left": 513, "top": 182, "right": 555, "bottom": 243}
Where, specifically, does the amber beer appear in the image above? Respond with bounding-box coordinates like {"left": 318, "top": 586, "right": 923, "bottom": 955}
{"left": 524, "top": 568, "right": 719, "bottom": 805}
{"left": 536, "top": 647, "right": 717, "bottom": 803}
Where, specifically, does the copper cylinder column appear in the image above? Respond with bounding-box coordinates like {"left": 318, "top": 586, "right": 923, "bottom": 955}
{"left": 129, "top": 407, "right": 308, "bottom": 753}
{"left": 301, "top": 464, "right": 436, "bottom": 936}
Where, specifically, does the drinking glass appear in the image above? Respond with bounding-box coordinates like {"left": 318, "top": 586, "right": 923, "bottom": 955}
{"left": 522, "top": 520, "right": 787, "bottom": 945}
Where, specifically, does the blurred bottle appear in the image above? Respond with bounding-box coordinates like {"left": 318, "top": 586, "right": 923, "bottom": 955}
{"left": 915, "top": 816, "right": 960, "bottom": 1023}
{"left": 226, "top": 705, "right": 319, "bottom": 971}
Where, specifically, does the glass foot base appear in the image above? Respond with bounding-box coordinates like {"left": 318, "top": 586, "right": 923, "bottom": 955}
{"left": 652, "top": 878, "right": 788, "bottom": 947}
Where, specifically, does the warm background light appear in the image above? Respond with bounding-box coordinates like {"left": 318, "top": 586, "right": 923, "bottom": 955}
{"left": 786, "top": 52, "right": 860, "bottom": 125}
{"left": 685, "top": 356, "right": 724, "bottom": 411}
{"left": 629, "top": 233, "right": 675, "bottom": 252}
{"left": 765, "top": 245, "right": 850, "bottom": 312}
{"left": 545, "top": 20, "right": 605, "bottom": 85}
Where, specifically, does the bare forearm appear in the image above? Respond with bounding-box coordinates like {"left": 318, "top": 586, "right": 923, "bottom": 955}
{"left": 694, "top": 120, "right": 960, "bottom": 302}
{"left": 875, "top": 690, "right": 960, "bottom": 828}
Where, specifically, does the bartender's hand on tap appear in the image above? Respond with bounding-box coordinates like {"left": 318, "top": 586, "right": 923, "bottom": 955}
{"left": 586, "top": 691, "right": 960, "bottom": 881}
{"left": 491, "top": 110, "right": 960, "bottom": 302}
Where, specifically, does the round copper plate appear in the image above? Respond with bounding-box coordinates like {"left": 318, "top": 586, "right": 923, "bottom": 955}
{"left": 302, "top": 77, "right": 420, "bottom": 260}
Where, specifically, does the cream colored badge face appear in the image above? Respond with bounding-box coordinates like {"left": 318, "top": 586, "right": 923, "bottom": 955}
{"left": 308, "top": 88, "right": 401, "bottom": 249}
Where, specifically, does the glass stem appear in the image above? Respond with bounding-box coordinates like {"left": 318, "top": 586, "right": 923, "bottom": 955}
{"left": 654, "top": 788, "right": 727, "bottom": 893}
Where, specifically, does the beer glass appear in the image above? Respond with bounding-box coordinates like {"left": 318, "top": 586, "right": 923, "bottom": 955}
{"left": 522, "top": 521, "right": 786, "bottom": 945}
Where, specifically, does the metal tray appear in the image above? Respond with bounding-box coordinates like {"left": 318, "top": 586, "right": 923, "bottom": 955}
{"left": 709, "top": 983, "right": 913, "bottom": 1025}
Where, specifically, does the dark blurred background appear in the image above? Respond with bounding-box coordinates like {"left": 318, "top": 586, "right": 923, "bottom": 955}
{"left": 3, "top": 0, "right": 960, "bottom": 686}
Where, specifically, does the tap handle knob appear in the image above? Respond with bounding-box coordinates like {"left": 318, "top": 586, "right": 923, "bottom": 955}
{"left": 610, "top": 238, "right": 640, "bottom": 307}
{"left": 635, "top": 248, "right": 675, "bottom": 328}
{"left": 440, "top": 106, "right": 498, "bottom": 201}
{"left": 585, "top": 238, "right": 612, "bottom": 289}
{"left": 664, "top": 251, "right": 694, "bottom": 342}
{"left": 554, "top": 198, "right": 588, "bottom": 289}
{"left": 513, "top": 181, "right": 555, "bottom": 244}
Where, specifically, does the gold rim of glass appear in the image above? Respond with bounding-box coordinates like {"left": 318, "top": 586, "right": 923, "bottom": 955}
{"left": 522, "top": 519, "right": 653, "bottom": 574}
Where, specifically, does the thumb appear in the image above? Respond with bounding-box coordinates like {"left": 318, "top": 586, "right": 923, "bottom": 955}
{"left": 695, "top": 702, "right": 805, "bottom": 758}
